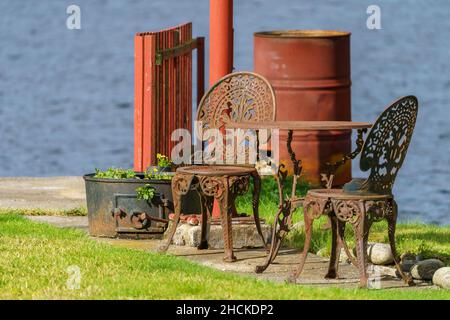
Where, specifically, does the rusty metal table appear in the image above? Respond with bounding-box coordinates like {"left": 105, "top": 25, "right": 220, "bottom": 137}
{"left": 226, "top": 120, "right": 372, "bottom": 273}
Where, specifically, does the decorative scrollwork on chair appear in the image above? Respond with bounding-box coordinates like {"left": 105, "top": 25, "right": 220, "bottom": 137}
{"left": 160, "top": 72, "right": 275, "bottom": 263}
{"left": 331, "top": 200, "right": 362, "bottom": 225}
{"left": 358, "top": 96, "right": 419, "bottom": 195}
{"left": 197, "top": 72, "right": 275, "bottom": 132}
{"left": 289, "top": 96, "right": 419, "bottom": 288}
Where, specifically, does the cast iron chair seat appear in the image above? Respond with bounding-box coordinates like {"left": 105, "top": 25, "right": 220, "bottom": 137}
{"left": 177, "top": 165, "right": 256, "bottom": 177}
{"left": 307, "top": 188, "right": 392, "bottom": 200}
{"left": 290, "top": 96, "right": 419, "bottom": 288}
{"left": 158, "top": 72, "right": 276, "bottom": 262}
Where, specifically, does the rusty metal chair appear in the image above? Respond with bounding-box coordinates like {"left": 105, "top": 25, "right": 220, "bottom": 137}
{"left": 290, "top": 96, "right": 419, "bottom": 287}
{"left": 158, "top": 71, "right": 276, "bottom": 262}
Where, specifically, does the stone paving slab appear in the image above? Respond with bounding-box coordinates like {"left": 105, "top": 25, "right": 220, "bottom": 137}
{"left": 25, "top": 215, "right": 433, "bottom": 290}
{"left": 0, "top": 176, "right": 86, "bottom": 212}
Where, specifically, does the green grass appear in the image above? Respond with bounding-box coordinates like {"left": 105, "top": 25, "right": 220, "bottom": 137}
{"left": 0, "top": 207, "right": 87, "bottom": 217}
{"left": 0, "top": 214, "right": 448, "bottom": 299}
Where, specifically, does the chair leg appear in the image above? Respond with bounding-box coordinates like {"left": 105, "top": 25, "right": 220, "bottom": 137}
{"left": 326, "top": 215, "right": 343, "bottom": 279}
{"left": 353, "top": 213, "right": 369, "bottom": 288}
{"left": 251, "top": 171, "right": 267, "bottom": 250}
{"left": 157, "top": 180, "right": 183, "bottom": 253}
{"left": 288, "top": 213, "right": 314, "bottom": 283}
{"left": 198, "top": 192, "right": 212, "bottom": 250}
{"left": 388, "top": 199, "right": 415, "bottom": 286}
{"left": 341, "top": 226, "right": 358, "bottom": 267}
{"left": 219, "top": 177, "right": 236, "bottom": 262}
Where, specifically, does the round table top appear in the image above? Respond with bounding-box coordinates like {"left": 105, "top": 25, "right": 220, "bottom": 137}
{"left": 226, "top": 120, "right": 372, "bottom": 131}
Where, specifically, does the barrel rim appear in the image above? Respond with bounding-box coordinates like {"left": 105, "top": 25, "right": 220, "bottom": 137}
{"left": 83, "top": 173, "right": 173, "bottom": 184}
{"left": 254, "top": 30, "right": 351, "bottom": 38}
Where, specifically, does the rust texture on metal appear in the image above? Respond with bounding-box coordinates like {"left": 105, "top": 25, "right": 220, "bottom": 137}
{"left": 254, "top": 30, "right": 352, "bottom": 186}
{"left": 83, "top": 173, "right": 200, "bottom": 239}
{"left": 159, "top": 72, "right": 275, "bottom": 262}
{"left": 254, "top": 122, "right": 370, "bottom": 274}
{"left": 134, "top": 22, "right": 205, "bottom": 171}
{"left": 158, "top": 168, "right": 267, "bottom": 262}
{"left": 321, "top": 128, "right": 368, "bottom": 189}
{"left": 197, "top": 72, "right": 275, "bottom": 165}
{"left": 178, "top": 165, "right": 256, "bottom": 176}
{"left": 287, "top": 96, "right": 419, "bottom": 288}
{"left": 226, "top": 120, "right": 371, "bottom": 131}
{"left": 197, "top": 72, "right": 276, "bottom": 132}
{"left": 356, "top": 96, "right": 419, "bottom": 194}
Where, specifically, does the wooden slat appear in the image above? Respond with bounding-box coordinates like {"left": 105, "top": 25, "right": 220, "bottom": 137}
{"left": 157, "top": 31, "right": 163, "bottom": 158}
{"left": 163, "top": 29, "right": 169, "bottom": 156}
{"left": 187, "top": 24, "right": 192, "bottom": 131}
{"left": 181, "top": 25, "right": 186, "bottom": 132}
{"left": 134, "top": 34, "right": 144, "bottom": 171}
{"left": 142, "top": 34, "right": 156, "bottom": 169}
{"left": 196, "top": 37, "right": 205, "bottom": 106}
{"left": 181, "top": 24, "right": 186, "bottom": 134}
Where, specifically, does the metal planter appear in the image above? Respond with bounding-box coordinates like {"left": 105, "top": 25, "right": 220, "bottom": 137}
{"left": 83, "top": 173, "right": 200, "bottom": 239}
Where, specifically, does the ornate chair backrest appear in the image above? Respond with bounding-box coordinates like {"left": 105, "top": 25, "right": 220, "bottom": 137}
{"left": 359, "top": 95, "right": 419, "bottom": 194}
{"left": 196, "top": 71, "right": 276, "bottom": 166}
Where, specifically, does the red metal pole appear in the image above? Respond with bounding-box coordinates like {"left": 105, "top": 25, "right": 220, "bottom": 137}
{"left": 210, "top": 0, "right": 234, "bottom": 218}
{"left": 209, "top": 0, "right": 233, "bottom": 85}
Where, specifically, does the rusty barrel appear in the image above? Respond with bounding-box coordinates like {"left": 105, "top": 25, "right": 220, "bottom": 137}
{"left": 254, "top": 30, "right": 352, "bottom": 186}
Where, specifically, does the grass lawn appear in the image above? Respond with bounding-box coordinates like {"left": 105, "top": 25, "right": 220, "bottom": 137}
{"left": 0, "top": 213, "right": 449, "bottom": 300}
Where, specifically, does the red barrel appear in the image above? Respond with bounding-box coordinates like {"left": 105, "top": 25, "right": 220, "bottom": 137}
{"left": 254, "top": 30, "right": 352, "bottom": 186}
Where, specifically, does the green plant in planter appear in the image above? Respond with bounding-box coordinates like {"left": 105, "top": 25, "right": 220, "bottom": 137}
{"left": 156, "top": 153, "right": 172, "bottom": 169}
{"left": 136, "top": 184, "right": 156, "bottom": 201}
{"left": 93, "top": 155, "right": 173, "bottom": 203}
{"left": 94, "top": 168, "right": 137, "bottom": 179}
{"left": 143, "top": 154, "right": 173, "bottom": 180}
{"left": 137, "top": 154, "right": 173, "bottom": 201}
{"left": 144, "top": 167, "right": 172, "bottom": 180}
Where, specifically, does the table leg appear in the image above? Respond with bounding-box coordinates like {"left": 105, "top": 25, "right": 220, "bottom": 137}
{"left": 250, "top": 170, "right": 267, "bottom": 250}
{"left": 256, "top": 130, "right": 303, "bottom": 272}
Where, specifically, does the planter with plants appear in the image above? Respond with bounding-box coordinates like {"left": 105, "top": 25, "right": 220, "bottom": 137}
{"left": 83, "top": 154, "right": 199, "bottom": 239}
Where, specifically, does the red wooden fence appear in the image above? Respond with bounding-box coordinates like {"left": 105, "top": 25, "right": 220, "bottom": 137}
{"left": 134, "top": 22, "right": 205, "bottom": 172}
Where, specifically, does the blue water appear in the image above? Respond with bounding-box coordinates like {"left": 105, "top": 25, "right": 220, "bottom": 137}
{"left": 0, "top": 0, "right": 449, "bottom": 225}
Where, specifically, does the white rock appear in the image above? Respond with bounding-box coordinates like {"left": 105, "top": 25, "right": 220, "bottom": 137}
{"left": 369, "top": 265, "right": 397, "bottom": 277}
{"left": 367, "top": 243, "right": 394, "bottom": 265}
{"left": 411, "top": 259, "right": 445, "bottom": 280}
{"left": 167, "top": 223, "right": 272, "bottom": 249}
{"left": 432, "top": 267, "right": 450, "bottom": 289}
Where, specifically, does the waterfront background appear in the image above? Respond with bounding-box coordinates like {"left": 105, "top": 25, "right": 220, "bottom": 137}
{"left": 0, "top": 0, "right": 449, "bottom": 225}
